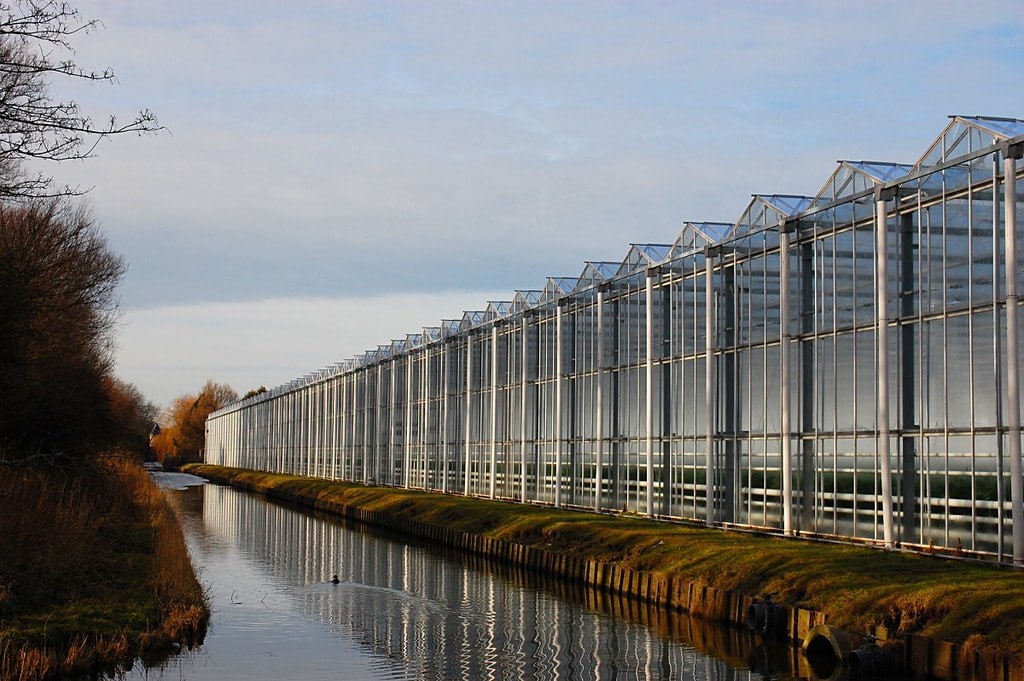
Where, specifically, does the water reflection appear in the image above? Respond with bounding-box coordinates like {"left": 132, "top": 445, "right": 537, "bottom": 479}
{"left": 136, "top": 483, "right": 789, "bottom": 680}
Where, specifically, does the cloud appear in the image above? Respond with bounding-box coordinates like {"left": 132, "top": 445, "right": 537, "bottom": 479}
{"left": 115, "top": 291, "right": 507, "bottom": 406}
{"left": 40, "top": 0, "right": 1024, "bottom": 405}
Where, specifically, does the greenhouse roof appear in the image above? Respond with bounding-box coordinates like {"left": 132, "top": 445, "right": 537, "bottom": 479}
{"left": 485, "top": 300, "right": 513, "bottom": 321}
{"left": 616, "top": 243, "right": 672, "bottom": 277}
{"left": 441, "top": 319, "right": 461, "bottom": 337}
{"left": 541, "top": 277, "right": 578, "bottom": 303}
{"left": 576, "top": 261, "right": 619, "bottom": 290}
{"left": 734, "top": 194, "right": 813, "bottom": 235}
{"left": 964, "top": 116, "right": 1024, "bottom": 139}
{"left": 814, "top": 161, "right": 913, "bottom": 204}
{"left": 671, "top": 222, "right": 733, "bottom": 258}
{"left": 460, "top": 310, "right": 487, "bottom": 331}
{"left": 915, "top": 115, "right": 1024, "bottom": 172}
{"left": 512, "top": 289, "right": 542, "bottom": 313}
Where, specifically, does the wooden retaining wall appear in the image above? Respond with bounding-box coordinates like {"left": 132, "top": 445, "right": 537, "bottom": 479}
{"left": 213, "top": 475, "right": 1022, "bottom": 681}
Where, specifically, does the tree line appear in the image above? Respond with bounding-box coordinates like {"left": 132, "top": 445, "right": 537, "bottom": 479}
{"left": 0, "top": 6, "right": 216, "bottom": 675}
{"left": 0, "top": 1, "right": 177, "bottom": 466}
{"left": 151, "top": 380, "right": 238, "bottom": 469}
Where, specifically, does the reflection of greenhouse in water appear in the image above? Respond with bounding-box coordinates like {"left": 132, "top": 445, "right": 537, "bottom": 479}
{"left": 207, "top": 115, "right": 1024, "bottom": 564}
{"left": 202, "top": 484, "right": 761, "bottom": 679}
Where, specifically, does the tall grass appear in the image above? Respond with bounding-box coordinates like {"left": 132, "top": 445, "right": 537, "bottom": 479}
{"left": 0, "top": 466, "right": 97, "bottom": 601}
{"left": 0, "top": 456, "right": 207, "bottom": 680}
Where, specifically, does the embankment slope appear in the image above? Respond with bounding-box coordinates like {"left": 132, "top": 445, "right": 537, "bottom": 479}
{"left": 187, "top": 463, "right": 1024, "bottom": 667}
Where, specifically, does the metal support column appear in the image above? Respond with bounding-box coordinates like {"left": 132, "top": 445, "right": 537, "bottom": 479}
{"left": 422, "top": 347, "right": 431, "bottom": 489}
{"left": 723, "top": 266, "right": 737, "bottom": 522}
{"left": 338, "top": 380, "right": 345, "bottom": 479}
{"left": 300, "top": 389, "right": 308, "bottom": 476}
{"left": 992, "top": 154, "right": 1006, "bottom": 559}
{"left": 490, "top": 324, "right": 499, "bottom": 499}
{"left": 344, "top": 380, "right": 349, "bottom": 478}
{"left": 520, "top": 316, "right": 529, "bottom": 502}
{"left": 442, "top": 342, "right": 450, "bottom": 494}
{"left": 645, "top": 270, "right": 656, "bottom": 518}
{"left": 779, "top": 226, "right": 794, "bottom": 534}
{"left": 611, "top": 299, "right": 621, "bottom": 510}
{"left": 349, "top": 373, "right": 357, "bottom": 481}
{"left": 875, "top": 186, "right": 896, "bottom": 548}
{"left": 405, "top": 354, "right": 413, "bottom": 488}
{"left": 465, "top": 334, "right": 474, "bottom": 496}
{"left": 705, "top": 252, "right": 716, "bottom": 525}
{"left": 376, "top": 365, "right": 386, "bottom": 483}
{"left": 661, "top": 280, "right": 672, "bottom": 516}
{"left": 799, "top": 239, "right": 815, "bottom": 530}
{"left": 328, "top": 378, "right": 336, "bottom": 479}
{"left": 311, "top": 383, "right": 319, "bottom": 477}
{"left": 595, "top": 288, "right": 605, "bottom": 512}
{"left": 555, "top": 303, "right": 564, "bottom": 508}
{"left": 899, "top": 212, "right": 918, "bottom": 542}
{"left": 1004, "top": 146, "right": 1024, "bottom": 565}
{"left": 342, "top": 378, "right": 349, "bottom": 479}
{"left": 361, "top": 370, "right": 370, "bottom": 483}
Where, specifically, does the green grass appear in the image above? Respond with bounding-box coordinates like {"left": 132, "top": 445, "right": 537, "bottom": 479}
{"left": 188, "top": 463, "right": 1024, "bottom": 662}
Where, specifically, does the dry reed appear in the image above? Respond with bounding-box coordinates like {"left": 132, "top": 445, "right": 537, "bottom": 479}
{"left": 0, "top": 456, "right": 207, "bottom": 680}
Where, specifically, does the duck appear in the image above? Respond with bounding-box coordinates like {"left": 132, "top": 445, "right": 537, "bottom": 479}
{"left": 331, "top": 574, "right": 339, "bottom": 584}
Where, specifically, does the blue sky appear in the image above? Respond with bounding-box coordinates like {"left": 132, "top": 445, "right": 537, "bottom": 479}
{"left": 47, "top": 1, "right": 1024, "bottom": 407}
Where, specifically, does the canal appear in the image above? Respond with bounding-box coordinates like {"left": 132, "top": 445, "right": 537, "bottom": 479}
{"left": 131, "top": 479, "right": 795, "bottom": 680}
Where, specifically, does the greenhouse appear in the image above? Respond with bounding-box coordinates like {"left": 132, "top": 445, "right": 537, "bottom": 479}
{"left": 206, "top": 115, "right": 1024, "bottom": 565}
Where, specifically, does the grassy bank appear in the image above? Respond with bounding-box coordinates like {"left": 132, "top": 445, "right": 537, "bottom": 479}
{"left": 188, "top": 463, "right": 1024, "bottom": 663}
{"left": 0, "top": 457, "right": 208, "bottom": 680}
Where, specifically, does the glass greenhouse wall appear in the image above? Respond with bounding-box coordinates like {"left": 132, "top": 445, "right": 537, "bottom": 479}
{"left": 206, "top": 116, "right": 1024, "bottom": 564}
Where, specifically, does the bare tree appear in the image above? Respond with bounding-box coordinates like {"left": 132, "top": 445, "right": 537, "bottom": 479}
{"left": 0, "top": 0, "right": 160, "bottom": 199}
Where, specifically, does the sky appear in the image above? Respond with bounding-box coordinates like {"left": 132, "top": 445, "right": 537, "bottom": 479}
{"left": 41, "top": 0, "right": 1024, "bottom": 408}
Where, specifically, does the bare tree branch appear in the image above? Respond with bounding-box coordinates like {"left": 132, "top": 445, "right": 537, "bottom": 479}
{"left": 0, "top": 0, "right": 161, "bottom": 198}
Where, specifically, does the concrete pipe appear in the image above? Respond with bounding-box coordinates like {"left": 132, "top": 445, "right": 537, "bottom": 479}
{"left": 802, "top": 624, "right": 853, "bottom": 680}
